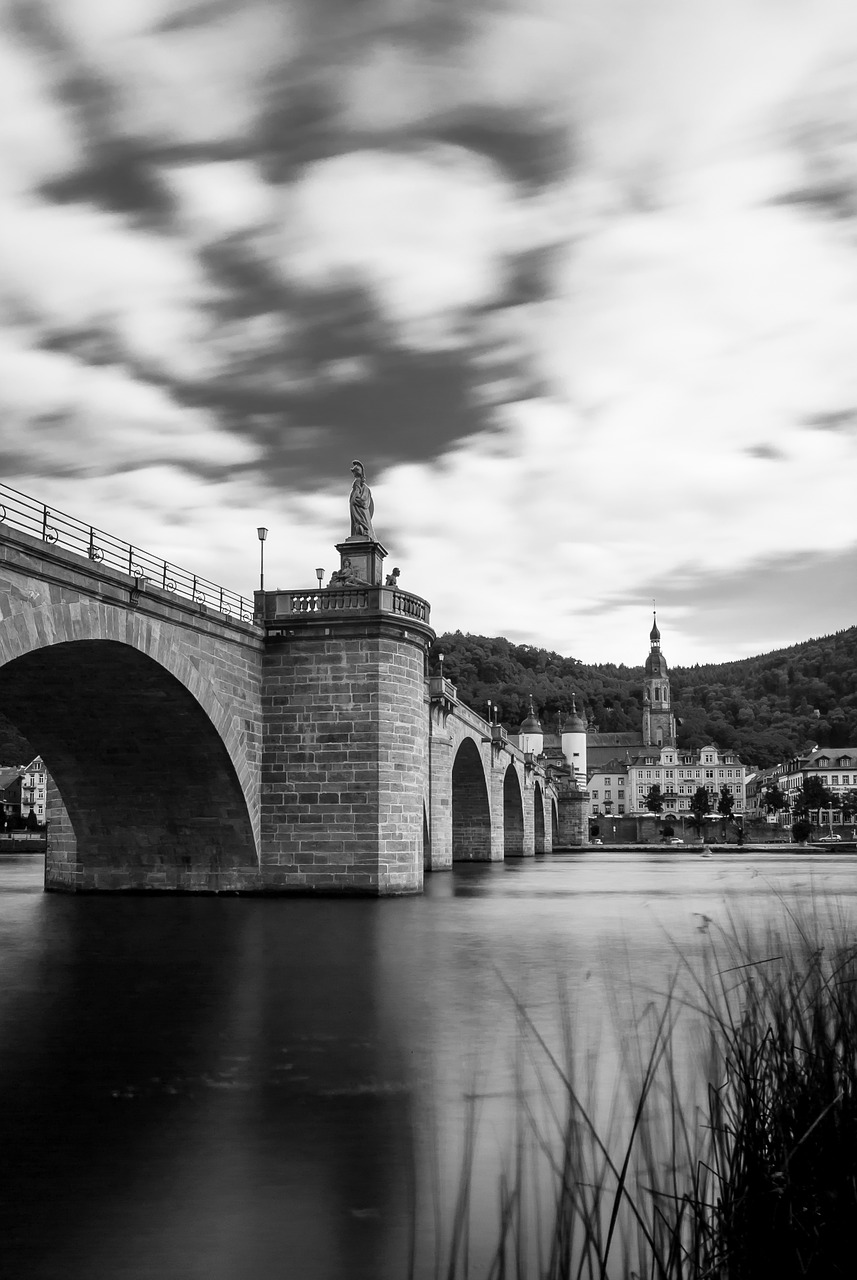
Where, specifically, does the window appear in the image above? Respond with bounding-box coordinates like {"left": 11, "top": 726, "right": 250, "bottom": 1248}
{"left": 37, "top": 805, "right": 43, "bottom": 813}
{"left": 592, "top": 791, "right": 599, "bottom": 800}
{"left": 832, "top": 776, "right": 839, "bottom": 786}
{"left": 666, "top": 770, "right": 674, "bottom": 778}
{"left": 705, "top": 770, "right": 714, "bottom": 779}
{"left": 618, "top": 804, "right": 625, "bottom": 814}
{"left": 646, "top": 770, "right": 652, "bottom": 779}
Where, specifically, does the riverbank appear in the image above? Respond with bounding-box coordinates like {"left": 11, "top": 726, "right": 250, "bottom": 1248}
{"left": 565, "top": 840, "right": 857, "bottom": 853}
{"left": 0, "top": 834, "right": 46, "bottom": 854}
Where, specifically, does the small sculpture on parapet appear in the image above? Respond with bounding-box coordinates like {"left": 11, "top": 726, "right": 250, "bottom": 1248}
{"left": 384, "top": 567, "right": 400, "bottom": 588}
{"left": 327, "top": 558, "right": 366, "bottom": 588}
{"left": 349, "top": 460, "right": 375, "bottom": 540}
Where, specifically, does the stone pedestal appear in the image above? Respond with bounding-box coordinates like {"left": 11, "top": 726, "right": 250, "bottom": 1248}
{"left": 334, "top": 538, "right": 388, "bottom": 587}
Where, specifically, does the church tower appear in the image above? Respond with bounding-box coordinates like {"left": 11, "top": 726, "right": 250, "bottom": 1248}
{"left": 642, "top": 612, "right": 676, "bottom": 747}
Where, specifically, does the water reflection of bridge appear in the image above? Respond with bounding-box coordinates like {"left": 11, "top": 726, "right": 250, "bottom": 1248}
{"left": 0, "top": 488, "right": 559, "bottom": 896}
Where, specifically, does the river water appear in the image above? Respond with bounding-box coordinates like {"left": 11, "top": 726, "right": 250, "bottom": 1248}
{"left": 1, "top": 850, "right": 855, "bottom": 1279}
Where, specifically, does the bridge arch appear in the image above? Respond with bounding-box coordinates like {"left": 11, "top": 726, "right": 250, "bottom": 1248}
{"left": 533, "top": 781, "right": 546, "bottom": 853}
{"left": 0, "top": 609, "right": 260, "bottom": 889}
{"left": 503, "top": 763, "right": 525, "bottom": 857}
{"left": 451, "top": 737, "right": 491, "bottom": 861}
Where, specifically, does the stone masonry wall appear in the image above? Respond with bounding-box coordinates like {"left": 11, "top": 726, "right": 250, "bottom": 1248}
{"left": 427, "top": 726, "right": 453, "bottom": 869}
{"left": 260, "top": 619, "right": 430, "bottom": 894}
{"left": 556, "top": 785, "right": 590, "bottom": 846}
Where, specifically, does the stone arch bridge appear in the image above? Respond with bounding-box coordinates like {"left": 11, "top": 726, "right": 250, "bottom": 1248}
{"left": 0, "top": 515, "right": 558, "bottom": 895}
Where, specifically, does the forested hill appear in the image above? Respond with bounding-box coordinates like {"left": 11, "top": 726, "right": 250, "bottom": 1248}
{"left": 430, "top": 626, "right": 857, "bottom": 770}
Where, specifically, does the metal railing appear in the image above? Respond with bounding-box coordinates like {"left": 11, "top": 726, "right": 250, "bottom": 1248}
{"left": 0, "top": 482, "right": 254, "bottom": 623}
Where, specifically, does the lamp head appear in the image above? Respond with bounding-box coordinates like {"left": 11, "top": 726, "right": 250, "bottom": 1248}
{"left": 257, "top": 527, "right": 268, "bottom": 542}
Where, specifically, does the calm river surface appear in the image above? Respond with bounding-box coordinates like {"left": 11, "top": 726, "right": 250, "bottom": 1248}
{"left": 1, "top": 850, "right": 856, "bottom": 1279}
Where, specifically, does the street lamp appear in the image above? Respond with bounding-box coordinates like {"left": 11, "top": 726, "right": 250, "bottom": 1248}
{"left": 257, "top": 527, "right": 268, "bottom": 591}
{"left": 315, "top": 567, "right": 325, "bottom": 589}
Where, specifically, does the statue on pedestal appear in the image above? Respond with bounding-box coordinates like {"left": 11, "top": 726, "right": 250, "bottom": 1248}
{"left": 349, "top": 460, "right": 375, "bottom": 540}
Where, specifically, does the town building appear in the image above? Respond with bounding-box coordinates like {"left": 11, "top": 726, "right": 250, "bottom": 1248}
{"left": 0, "top": 766, "right": 24, "bottom": 826}
{"left": 513, "top": 614, "right": 748, "bottom": 823}
{"left": 0, "top": 756, "right": 49, "bottom": 828}
{"left": 779, "top": 746, "right": 857, "bottom": 824}
{"left": 20, "top": 755, "right": 48, "bottom": 823}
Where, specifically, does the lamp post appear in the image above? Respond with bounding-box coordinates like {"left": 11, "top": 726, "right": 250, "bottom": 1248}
{"left": 315, "top": 567, "right": 324, "bottom": 589}
{"left": 257, "top": 527, "right": 268, "bottom": 592}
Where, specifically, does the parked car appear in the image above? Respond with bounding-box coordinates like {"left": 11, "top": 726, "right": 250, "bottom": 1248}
{"left": 666, "top": 837, "right": 684, "bottom": 846}
{"left": 818, "top": 834, "right": 842, "bottom": 843}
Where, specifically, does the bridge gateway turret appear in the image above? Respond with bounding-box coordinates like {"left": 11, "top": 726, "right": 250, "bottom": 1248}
{"left": 0, "top": 476, "right": 557, "bottom": 894}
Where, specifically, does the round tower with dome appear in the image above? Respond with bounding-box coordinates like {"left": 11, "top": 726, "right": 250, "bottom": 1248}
{"left": 518, "top": 695, "right": 544, "bottom": 756}
{"left": 561, "top": 696, "right": 588, "bottom": 784}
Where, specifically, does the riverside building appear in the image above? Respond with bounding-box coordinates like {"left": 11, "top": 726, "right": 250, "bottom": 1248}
{"left": 514, "top": 615, "right": 747, "bottom": 822}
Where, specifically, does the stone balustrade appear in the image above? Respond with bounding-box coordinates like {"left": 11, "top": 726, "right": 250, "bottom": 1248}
{"left": 255, "top": 586, "right": 431, "bottom": 625}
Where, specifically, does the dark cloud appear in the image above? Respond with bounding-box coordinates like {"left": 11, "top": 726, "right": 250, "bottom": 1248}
{"left": 256, "top": 76, "right": 343, "bottom": 182}
{"left": 802, "top": 410, "right": 857, "bottom": 433}
{"left": 780, "top": 57, "right": 857, "bottom": 222}
{"left": 602, "top": 547, "right": 857, "bottom": 659}
{"left": 430, "top": 116, "right": 573, "bottom": 188}
{"left": 39, "top": 322, "right": 127, "bottom": 367}
{"left": 41, "top": 145, "right": 177, "bottom": 224}
{"left": 745, "top": 444, "right": 786, "bottom": 461}
{"left": 173, "top": 276, "right": 501, "bottom": 487}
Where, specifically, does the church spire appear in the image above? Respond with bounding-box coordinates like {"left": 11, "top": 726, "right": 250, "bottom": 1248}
{"left": 642, "top": 610, "right": 675, "bottom": 747}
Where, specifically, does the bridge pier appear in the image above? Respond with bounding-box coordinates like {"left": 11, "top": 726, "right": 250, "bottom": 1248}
{"left": 427, "top": 728, "right": 454, "bottom": 870}
{"left": 257, "top": 587, "right": 434, "bottom": 894}
{"left": 555, "top": 781, "right": 591, "bottom": 847}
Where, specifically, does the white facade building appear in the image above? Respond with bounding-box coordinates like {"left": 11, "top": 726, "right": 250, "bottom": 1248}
{"left": 20, "top": 756, "right": 48, "bottom": 823}
{"left": 588, "top": 744, "right": 746, "bottom": 818}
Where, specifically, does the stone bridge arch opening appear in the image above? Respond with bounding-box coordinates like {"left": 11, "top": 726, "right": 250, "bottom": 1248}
{"left": 451, "top": 737, "right": 491, "bottom": 861}
{"left": 503, "top": 764, "right": 524, "bottom": 857}
{"left": 0, "top": 640, "right": 257, "bottom": 891}
{"left": 533, "top": 781, "right": 546, "bottom": 853}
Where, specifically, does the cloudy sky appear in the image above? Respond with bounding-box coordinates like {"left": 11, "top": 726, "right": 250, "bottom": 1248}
{"left": 2, "top": 0, "right": 856, "bottom": 665}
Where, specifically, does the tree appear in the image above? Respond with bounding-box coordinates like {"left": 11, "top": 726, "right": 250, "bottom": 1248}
{"left": 645, "top": 784, "right": 664, "bottom": 816}
{"left": 25, "top": 808, "right": 40, "bottom": 831}
{"left": 793, "top": 776, "right": 836, "bottom": 818}
{"left": 791, "top": 818, "right": 813, "bottom": 844}
{"left": 717, "top": 784, "right": 735, "bottom": 836}
{"left": 839, "top": 788, "right": 857, "bottom": 821}
{"left": 689, "top": 786, "right": 712, "bottom": 838}
{"left": 762, "top": 783, "right": 788, "bottom": 815}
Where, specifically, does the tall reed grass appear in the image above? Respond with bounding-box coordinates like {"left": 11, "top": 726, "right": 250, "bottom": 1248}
{"left": 425, "top": 909, "right": 857, "bottom": 1279}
